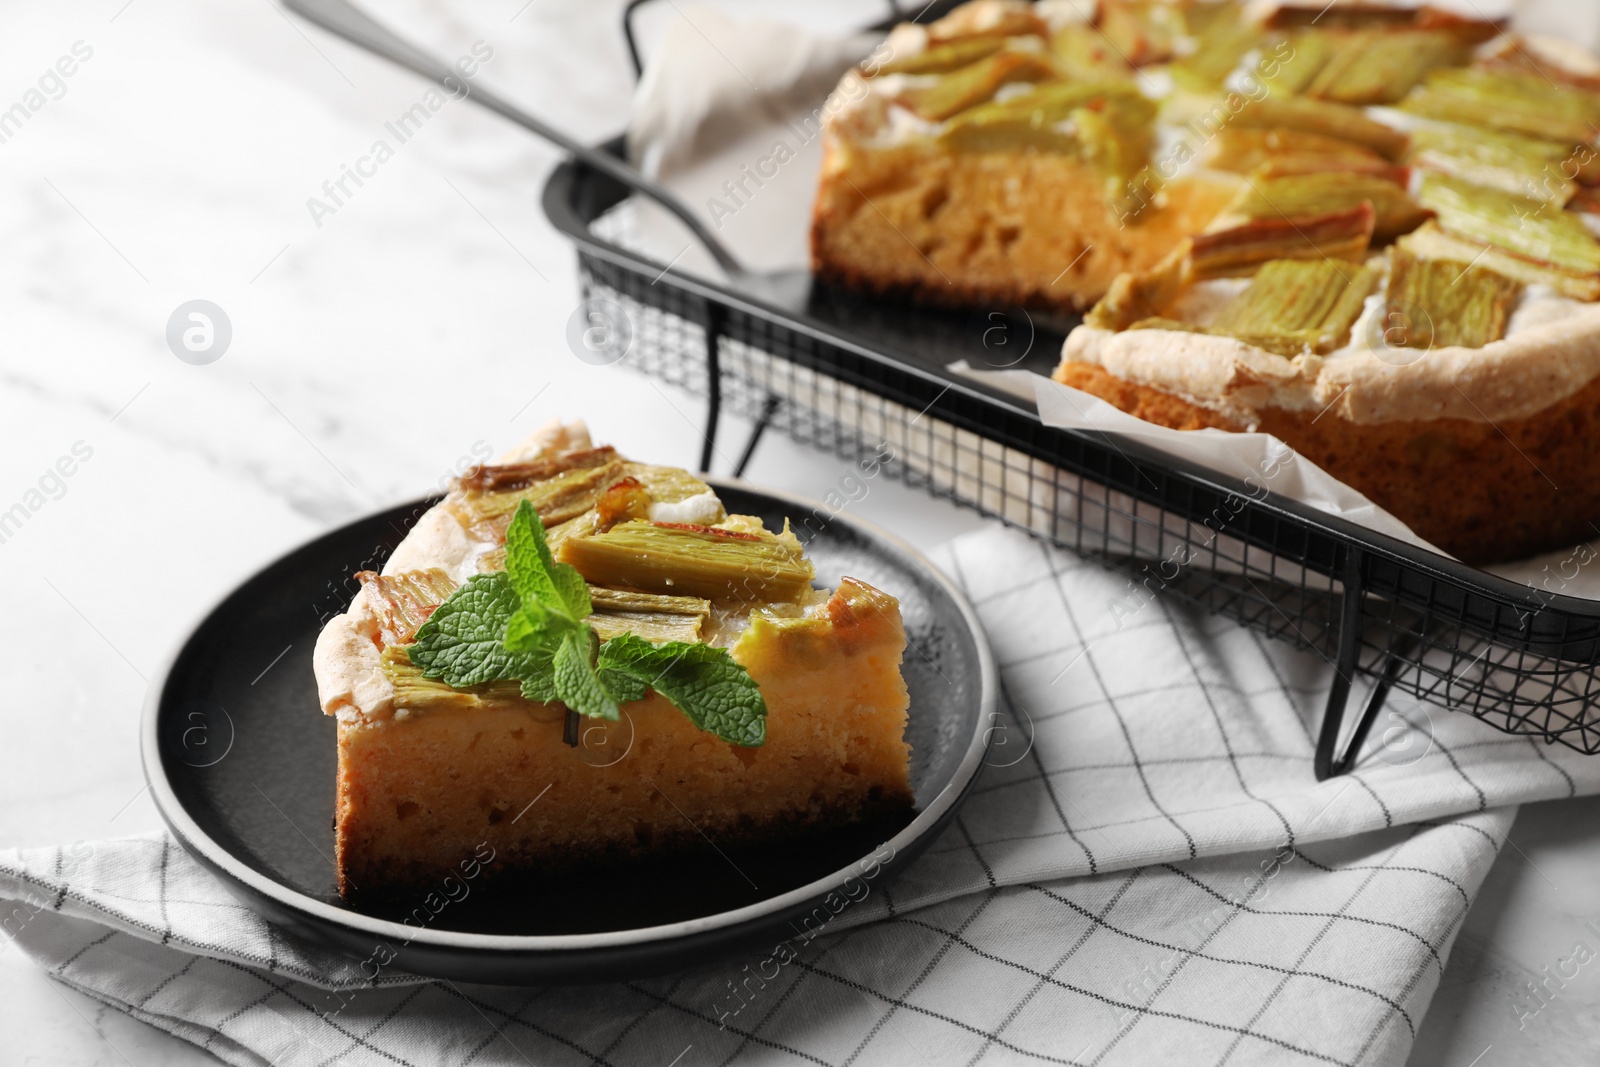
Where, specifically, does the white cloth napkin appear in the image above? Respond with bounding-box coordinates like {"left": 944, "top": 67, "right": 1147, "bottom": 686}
{"left": 5, "top": 524, "right": 1597, "bottom": 1066}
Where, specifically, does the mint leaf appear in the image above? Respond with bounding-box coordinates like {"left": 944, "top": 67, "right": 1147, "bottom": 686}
{"left": 598, "top": 633, "right": 767, "bottom": 746}
{"left": 553, "top": 628, "right": 619, "bottom": 721}
{"left": 503, "top": 598, "right": 580, "bottom": 656}
{"left": 519, "top": 671, "right": 559, "bottom": 703}
{"left": 503, "top": 598, "right": 581, "bottom": 706}
{"left": 596, "top": 662, "right": 650, "bottom": 704}
{"left": 502, "top": 605, "right": 541, "bottom": 654}
{"left": 505, "top": 499, "right": 590, "bottom": 619}
{"left": 406, "top": 498, "right": 769, "bottom": 744}
{"left": 408, "top": 573, "right": 549, "bottom": 688}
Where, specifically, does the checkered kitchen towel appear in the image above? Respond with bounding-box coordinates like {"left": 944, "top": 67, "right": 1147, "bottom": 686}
{"left": 5, "top": 524, "right": 1598, "bottom": 1066}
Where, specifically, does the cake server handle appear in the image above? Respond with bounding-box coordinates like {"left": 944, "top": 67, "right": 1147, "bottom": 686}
{"left": 280, "top": 0, "right": 750, "bottom": 280}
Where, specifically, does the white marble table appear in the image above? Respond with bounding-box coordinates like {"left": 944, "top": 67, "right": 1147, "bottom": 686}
{"left": 1, "top": 2, "right": 1597, "bottom": 1063}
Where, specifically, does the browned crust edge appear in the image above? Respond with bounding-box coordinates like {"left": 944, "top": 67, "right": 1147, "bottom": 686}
{"left": 1054, "top": 359, "right": 1600, "bottom": 565}
{"left": 809, "top": 256, "right": 1098, "bottom": 316}
{"left": 337, "top": 790, "right": 915, "bottom": 903}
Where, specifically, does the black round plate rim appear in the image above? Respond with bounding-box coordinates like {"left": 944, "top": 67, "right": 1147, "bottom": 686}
{"left": 141, "top": 476, "right": 996, "bottom": 956}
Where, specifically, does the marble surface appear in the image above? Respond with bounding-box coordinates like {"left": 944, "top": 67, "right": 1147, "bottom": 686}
{"left": 1, "top": 1, "right": 1598, "bottom": 1064}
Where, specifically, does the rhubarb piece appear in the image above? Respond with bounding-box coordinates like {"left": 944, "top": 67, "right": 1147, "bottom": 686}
{"left": 454, "top": 447, "right": 619, "bottom": 494}
{"left": 1208, "top": 258, "right": 1379, "bottom": 355}
{"left": 1399, "top": 68, "right": 1600, "bottom": 144}
{"left": 1120, "top": 256, "right": 1381, "bottom": 353}
{"left": 1169, "top": 3, "right": 1259, "bottom": 90}
{"left": 1385, "top": 246, "right": 1521, "bottom": 350}
{"left": 1085, "top": 243, "right": 1194, "bottom": 330}
{"left": 1125, "top": 315, "right": 1207, "bottom": 335}
{"left": 1251, "top": 157, "right": 1409, "bottom": 184}
{"left": 446, "top": 449, "right": 627, "bottom": 541}
{"left": 938, "top": 80, "right": 1156, "bottom": 196}
{"left": 362, "top": 568, "right": 710, "bottom": 653}
{"left": 1074, "top": 99, "right": 1157, "bottom": 191}
{"left": 624, "top": 462, "right": 723, "bottom": 511}
{"left": 1069, "top": 103, "right": 1134, "bottom": 187}
{"left": 474, "top": 461, "right": 720, "bottom": 572}
{"left": 935, "top": 91, "right": 1073, "bottom": 150}
{"left": 1218, "top": 172, "right": 1430, "bottom": 241}
{"left": 1399, "top": 222, "right": 1600, "bottom": 301}
{"left": 1265, "top": 4, "right": 1502, "bottom": 39}
{"left": 1408, "top": 124, "right": 1587, "bottom": 205}
{"left": 1264, "top": 31, "right": 1336, "bottom": 95}
{"left": 1300, "top": 29, "right": 1473, "bottom": 105}
{"left": 1204, "top": 126, "right": 1387, "bottom": 175}
{"left": 381, "top": 645, "right": 540, "bottom": 715}
{"left": 1049, "top": 22, "right": 1133, "bottom": 82}
{"left": 1416, "top": 173, "right": 1600, "bottom": 276}
{"left": 870, "top": 37, "right": 1003, "bottom": 77}
{"left": 358, "top": 569, "right": 458, "bottom": 646}
{"left": 586, "top": 587, "right": 711, "bottom": 644}
{"left": 898, "top": 49, "right": 1058, "bottom": 121}
{"left": 1264, "top": 4, "right": 1427, "bottom": 30}
{"left": 1097, "top": 0, "right": 1186, "bottom": 67}
{"left": 1230, "top": 96, "right": 1410, "bottom": 160}
{"left": 557, "top": 520, "right": 816, "bottom": 604}
{"left": 944, "top": 79, "right": 1155, "bottom": 129}
{"left": 938, "top": 80, "right": 1154, "bottom": 157}
{"left": 1189, "top": 203, "right": 1375, "bottom": 278}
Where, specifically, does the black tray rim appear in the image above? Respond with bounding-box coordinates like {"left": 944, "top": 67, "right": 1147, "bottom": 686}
{"left": 140, "top": 477, "right": 998, "bottom": 961}
{"left": 539, "top": 144, "right": 1600, "bottom": 636}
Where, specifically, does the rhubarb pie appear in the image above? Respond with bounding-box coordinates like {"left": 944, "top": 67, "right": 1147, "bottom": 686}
{"left": 313, "top": 422, "right": 913, "bottom": 897}
{"left": 816, "top": 0, "right": 1600, "bottom": 563}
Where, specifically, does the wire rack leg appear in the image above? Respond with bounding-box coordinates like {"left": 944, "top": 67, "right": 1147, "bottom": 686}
{"left": 1315, "top": 547, "right": 1390, "bottom": 779}
{"left": 732, "top": 394, "right": 783, "bottom": 479}
{"left": 698, "top": 301, "right": 724, "bottom": 474}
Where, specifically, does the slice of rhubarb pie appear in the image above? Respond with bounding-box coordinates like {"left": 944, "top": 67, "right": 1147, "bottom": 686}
{"left": 312, "top": 422, "right": 913, "bottom": 898}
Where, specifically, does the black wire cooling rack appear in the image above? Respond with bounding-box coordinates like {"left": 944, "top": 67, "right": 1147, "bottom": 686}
{"left": 538, "top": 1, "right": 1600, "bottom": 780}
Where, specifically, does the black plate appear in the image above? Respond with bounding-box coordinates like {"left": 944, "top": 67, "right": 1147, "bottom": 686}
{"left": 142, "top": 479, "right": 996, "bottom": 984}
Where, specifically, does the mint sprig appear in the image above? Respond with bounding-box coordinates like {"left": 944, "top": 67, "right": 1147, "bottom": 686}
{"left": 599, "top": 633, "right": 767, "bottom": 747}
{"left": 407, "top": 499, "right": 766, "bottom": 746}
{"left": 401, "top": 573, "right": 547, "bottom": 688}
